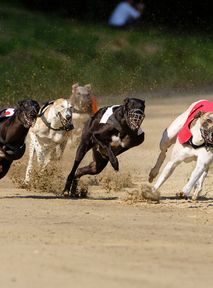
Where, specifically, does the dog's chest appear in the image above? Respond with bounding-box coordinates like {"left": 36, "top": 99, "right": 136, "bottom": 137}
{"left": 110, "top": 133, "right": 130, "bottom": 148}
{"left": 37, "top": 130, "right": 69, "bottom": 144}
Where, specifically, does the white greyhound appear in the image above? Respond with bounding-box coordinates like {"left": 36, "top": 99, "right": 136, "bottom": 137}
{"left": 24, "top": 83, "right": 97, "bottom": 184}
{"left": 148, "top": 99, "right": 213, "bottom": 200}
{"left": 24, "top": 98, "right": 74, "bottom": 184}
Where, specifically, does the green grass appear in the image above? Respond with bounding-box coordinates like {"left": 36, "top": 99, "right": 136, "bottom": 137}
{"left": 0, "top": 3, "right": 213, "bottom": 105}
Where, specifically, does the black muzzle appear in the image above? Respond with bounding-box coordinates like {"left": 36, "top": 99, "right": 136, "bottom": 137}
{"left": 128, "top": 109, "right": 145, "bottom": 130}
{"left": 201, "top": 127, "right": 213, "bottom": 145}
{"left": 58, "top": 112, "right": 74, "bottom": 131}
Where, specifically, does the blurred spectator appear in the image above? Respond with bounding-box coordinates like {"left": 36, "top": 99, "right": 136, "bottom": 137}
{"left": 108, "top": 0, "right": 144, "bottom": 28}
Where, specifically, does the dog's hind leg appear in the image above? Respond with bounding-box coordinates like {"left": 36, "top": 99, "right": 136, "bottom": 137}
{"left": 149, "top": 129, "right": 176, "bottom": 183}
{"left": 152, "top": 142, "right": 190, "bottom": 194}
{"left": 63, "top": 136, "right": 93, "bottom": 196}
{"left": 76, "top": 147, "right": 109, "bottom": 178}
{"left": 148, "top": 105, "right": 196, "bottom": 183}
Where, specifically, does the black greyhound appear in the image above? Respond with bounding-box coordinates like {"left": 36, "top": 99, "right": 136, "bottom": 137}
{"left": 0, "top": 100, "right": 40, "bottom": 179}
{"left": 64, "top": 97, "right": 145, "bottom": 197}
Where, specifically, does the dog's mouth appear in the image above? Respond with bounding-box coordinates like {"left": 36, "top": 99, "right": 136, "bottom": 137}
{"left": 127, "top": 109, "right": 145, "bottom": 131}
{"left": 77, "top": 100, "right": 92, "bottom": 114}
{"left": 58, "top": 112, "right": 74, "bottom": 131}
{"left": 23, "top": 112, "right": 37, "bottom": 128}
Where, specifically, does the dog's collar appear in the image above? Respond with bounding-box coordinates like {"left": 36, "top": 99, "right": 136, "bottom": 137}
{"left": 186, "top": 137, "right": 213, "bottom": 150}
{"left": 40, "top": 114, "right": 73, "bottom": 132}
{"left": 38, "top": 101, "right": 73, "bottom": 132}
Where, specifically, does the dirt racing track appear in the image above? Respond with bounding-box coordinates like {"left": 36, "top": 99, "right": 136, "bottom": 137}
{"left": 0, "top": 95, "right": 213, "bottom": 288}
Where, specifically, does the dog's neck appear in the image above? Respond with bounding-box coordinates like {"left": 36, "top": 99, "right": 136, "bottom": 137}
{"left": 190, "top": 118, "right": 204, "bottom": 146}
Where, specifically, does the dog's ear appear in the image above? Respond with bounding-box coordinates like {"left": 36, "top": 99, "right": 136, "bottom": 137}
{"left": 18, "top": 100, "right": 23, "bottom": 106}
{"left": 72, "top": 83, "right": 79, "bottom": 94}
{"left": 85, "top": 84, "right": 91, "bottom": 92}
{"left": 18, "top": 100, "right": 40, "bottom": 113}
{"left": 26, "top": 100, "right": 40, "bottom": 114}
{"left": 32, "top": 101, "right": 40, "bottom": 114}
{"left": 123, "top": 97, "right": 130, "bottom": 106}
{"left": 194, "top": 111, "right": 205, "bottom": 119}
{"left": 17, "top": 100, "right": 25, "bottom": 109}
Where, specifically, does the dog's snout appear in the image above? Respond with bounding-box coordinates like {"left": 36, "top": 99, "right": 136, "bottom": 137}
{"left": 66, "top": 114, "right": 72, "bottom": 120}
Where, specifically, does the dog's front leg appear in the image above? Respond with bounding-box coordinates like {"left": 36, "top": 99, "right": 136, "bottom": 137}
{"left": 182, "top": 154, "right": 212, "bottom": 199}
{"left": 152, "top": 157, "right": 182, "bottom": 194}
{"left": 24, "top": 133, "right": 35, "bottom": 184}
{"left": 106, "top": 145, "right": 119, "bottom": 171}
{"left": 0, "top": 159, "right": 12, "bottom": 179}
{"left": 93, "top": 132, "right": 119, "bottom": 171}
{"left": 192, "top": 168, "right": 209, "bottom": 201}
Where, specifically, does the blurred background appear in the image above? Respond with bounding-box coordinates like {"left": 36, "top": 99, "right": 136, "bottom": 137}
{"left": 0, "top": 0, "right": 213, "bottom": 104}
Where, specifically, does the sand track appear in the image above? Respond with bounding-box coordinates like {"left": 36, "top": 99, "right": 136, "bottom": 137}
{"left": 0, "top": 95, "right": 213, "bottom": 288}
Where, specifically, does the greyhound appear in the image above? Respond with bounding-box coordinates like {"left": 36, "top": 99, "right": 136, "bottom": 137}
{"left": 0, "top": 100, "right": 40, "bottom": 180}
{"left": 63, "top": 97, "right": 145, "bottom": 197}
{"left": 149, "top": 99, "right": 213, "bottom": 201}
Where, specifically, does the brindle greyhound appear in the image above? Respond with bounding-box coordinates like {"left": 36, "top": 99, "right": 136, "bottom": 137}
{"left": 0, "top": 100, "right": 40, "bottom": 179}
{"left": 63, "top": 97, "right": 145, "bottom": 197}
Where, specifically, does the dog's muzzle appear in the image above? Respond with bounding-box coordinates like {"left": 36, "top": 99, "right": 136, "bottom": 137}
{"left": 128, "top": 109, "right": 145, "bottom": 130}
{"left": 58, "top": 112, "right": 74, "bottom": 131}
{"left": 200, "top": 127, "right": 213, "bottom": 145}
{"left": 23, "top": 110, "right": 38, "bottom": 128}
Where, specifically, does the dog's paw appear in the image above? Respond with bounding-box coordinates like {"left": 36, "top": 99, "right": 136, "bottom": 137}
{"left": 148, "top": 175, "right": 154, "bottom": 183}
{"left": 63, "top": 178, "right": 79, "bottom": 198}
{"left": 141, "top": 186, "right": 160, "bottom": 203}
{"left": 111, "top": 158, "right": 119, "bottom": 171}
{"left": 176, "top": 192, "right": 189, "bottom": 200}
{"left": 148, "top": 169, "right": 157, "bottom": 183}
{"left": 63, "top": 190, "right": 70, "bottom": 198}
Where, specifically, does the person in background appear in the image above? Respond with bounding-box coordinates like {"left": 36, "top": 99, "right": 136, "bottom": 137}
{"left": 108, "top": 0, "right": 144, "bottom": 28}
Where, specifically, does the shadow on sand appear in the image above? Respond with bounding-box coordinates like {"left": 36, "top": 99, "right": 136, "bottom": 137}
{"left": 0, "top": 194, "right": 118, "bottom": 201}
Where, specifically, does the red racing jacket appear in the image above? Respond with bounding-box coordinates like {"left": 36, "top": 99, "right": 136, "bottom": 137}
{"left": 178, "top": 100, "right": 213, "bottom": 144}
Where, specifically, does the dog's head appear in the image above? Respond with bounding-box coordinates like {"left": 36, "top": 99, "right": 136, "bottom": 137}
{"left": 71, "top": 83, "right": 92, "bottom": 113}
{"left": 197, "top": 111, "right": 213, "bottom": 145}
{"left": 53, "top": 98, "right": 74, "bottom": 131}
{"left": 123, "top": 97, "right": 145, "bottom": 131}
{"left": 17, "top": 99, "right": 40, "bottom": 128}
